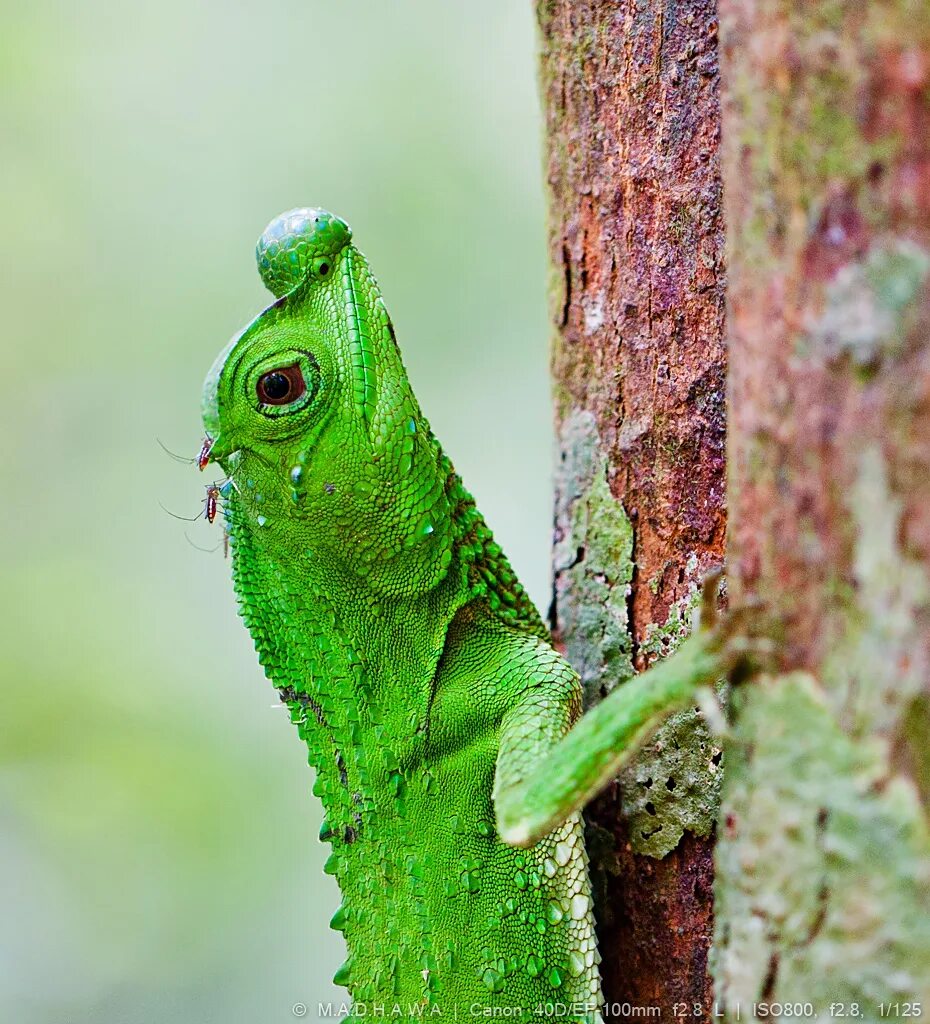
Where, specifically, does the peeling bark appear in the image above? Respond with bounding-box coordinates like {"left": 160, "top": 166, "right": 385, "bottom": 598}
{"left": 539, "top": 0, "right": 726, "bottom": 1012}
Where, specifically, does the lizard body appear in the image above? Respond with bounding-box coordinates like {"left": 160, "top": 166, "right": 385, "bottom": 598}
{"left": 201, "top": 209, "right": 721, "bottom": 1019}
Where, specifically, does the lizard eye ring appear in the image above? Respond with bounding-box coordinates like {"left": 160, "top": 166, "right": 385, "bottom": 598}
{"left": 250, "top": 350, "right": 320, "bottom": 420}
{"left": 257, "top": 364, "right": 306, "bottom": 406}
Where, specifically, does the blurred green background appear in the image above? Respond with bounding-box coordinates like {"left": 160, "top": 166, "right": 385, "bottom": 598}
{"left": 0, "top": 3, "right": 549, "bottom": 1021}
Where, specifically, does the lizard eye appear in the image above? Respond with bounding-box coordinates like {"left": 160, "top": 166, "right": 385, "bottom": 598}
{"left": 257, "top": 364, "right": 306, "bottom": 405}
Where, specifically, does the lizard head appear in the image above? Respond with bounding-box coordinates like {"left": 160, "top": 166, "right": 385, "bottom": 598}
{"left": 200, "top": 208, "right": 455, "bottom": 595}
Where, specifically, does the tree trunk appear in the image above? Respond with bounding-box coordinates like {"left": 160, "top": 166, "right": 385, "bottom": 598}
{"left": 538, "top": 1, "right": 726, "bottom": 1013}
{"left": 715, "top": 0, "right": 930, "bottom": 1009}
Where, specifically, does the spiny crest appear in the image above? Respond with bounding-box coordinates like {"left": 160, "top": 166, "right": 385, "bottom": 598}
{"left": 256, "top": 207, "right": 352, "bottom": 298}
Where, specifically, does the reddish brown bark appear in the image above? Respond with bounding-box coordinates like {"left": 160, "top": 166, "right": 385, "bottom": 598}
{"left": 721, "top": 0, "right": 930, "bottom": 677}
{"left": 539, "top": 0, "right": 726, "bottom": 1013}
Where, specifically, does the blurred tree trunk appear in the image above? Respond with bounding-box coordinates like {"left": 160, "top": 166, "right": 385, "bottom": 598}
{"left": 714, "top": 0, "right": 930, "bottom": 1008}
{"left": 538, "top": 0, "right": 726, "bottom": 1013}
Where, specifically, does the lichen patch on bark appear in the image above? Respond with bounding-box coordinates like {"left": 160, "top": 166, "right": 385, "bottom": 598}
{"left": 552, "top": 409, "right": 635, "bottom": 709}
{"left": 714, "top": 673, "right": 930, "bottom": 1009}
{"left": 619, "top": 580, "right": 725, "bottom": 859}
{"left": 809, "top": 240, "right": 930, "bottom": 370}
{"left": 823, "top": 445, "right": 930, "bottom": 738}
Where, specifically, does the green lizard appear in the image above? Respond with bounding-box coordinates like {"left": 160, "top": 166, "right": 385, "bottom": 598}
{"left": 200, "top": 208, "right": 725, "bottom": 1020}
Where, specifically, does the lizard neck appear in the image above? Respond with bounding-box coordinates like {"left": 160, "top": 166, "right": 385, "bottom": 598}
{"left": 226, "top": 447, "right": 547, "bottom": 693}
{"left": 221, "top": 453, "right": 549, "bottom": 784}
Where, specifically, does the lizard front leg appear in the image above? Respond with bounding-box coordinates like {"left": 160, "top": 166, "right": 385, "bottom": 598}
{"left": 494, "top": 630, "right": 725, "bottom": 847}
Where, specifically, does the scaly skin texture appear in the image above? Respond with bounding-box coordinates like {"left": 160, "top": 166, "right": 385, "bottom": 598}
{"left": 201, "top": 209, "right": 721, "bottom": 1019}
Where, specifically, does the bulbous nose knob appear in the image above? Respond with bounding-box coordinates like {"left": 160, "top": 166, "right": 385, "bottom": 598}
{"left": 256, "top": 207, "right": 352, "bottom": 297}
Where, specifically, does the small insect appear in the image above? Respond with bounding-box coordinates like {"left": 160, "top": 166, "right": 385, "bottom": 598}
{"left": 204, "top": 483, "right": 220, "bottom": 524}
{"left": 197, "top": 434, "right": 214, "bottom": 470}
{"left": 157, "top": 436, "right": 218, "bottom": 473}
{"left": 160, "top": 480, "right": 230, "bottom": 524}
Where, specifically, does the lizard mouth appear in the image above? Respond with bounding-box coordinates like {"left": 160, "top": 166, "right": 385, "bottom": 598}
{"left": 206, "top": 446, "right": 280, "bottom": 484}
